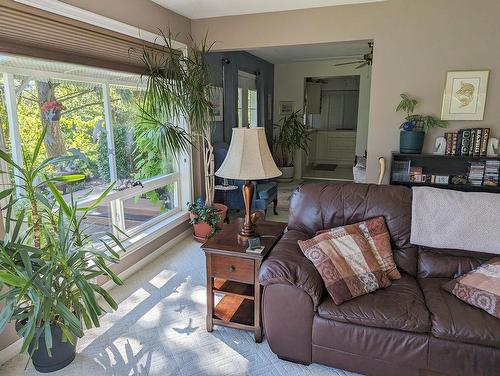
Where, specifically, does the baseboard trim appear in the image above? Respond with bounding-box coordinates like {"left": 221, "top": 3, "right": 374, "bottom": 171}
{"left": 0, "top": 338, "right": 22, "bottom": 366}
{"left": 0, "top": 228, "right": 192, "bottom": 366}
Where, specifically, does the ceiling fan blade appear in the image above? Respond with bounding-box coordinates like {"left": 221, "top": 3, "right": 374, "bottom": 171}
{"left": 334, "top": 60, "right": 364, "bottom": 66}
{"left": 355, "top": 62, "right": 368, "bottom": 69}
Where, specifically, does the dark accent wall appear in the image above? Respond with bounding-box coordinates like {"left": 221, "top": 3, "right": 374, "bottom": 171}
{"left": 206, "top": 51, "right": 274, "bottom": 147}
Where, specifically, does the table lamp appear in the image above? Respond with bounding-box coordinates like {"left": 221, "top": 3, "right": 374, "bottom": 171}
{"left": 215, "top": 127, "right": 281, "bottom": 242}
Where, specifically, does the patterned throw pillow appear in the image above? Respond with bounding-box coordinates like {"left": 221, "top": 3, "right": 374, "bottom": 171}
{"left": 443, "top": 257, "right": 500, "bottom": 319}
{"left": 298, "top": 225, "right": 391, "bottom": 305}
{"left": 317, "top": 217, "right": 401, "bottom": 280}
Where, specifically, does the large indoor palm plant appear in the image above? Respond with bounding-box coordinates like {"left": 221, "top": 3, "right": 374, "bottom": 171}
{"left": 273, "top": 110, "right": 311, "bottom": 182}
{"left": 137, "top": 32, "right": 226, "bottom": 238}
{"left": 0, "top": 127, "right": 125, "bottom": 372}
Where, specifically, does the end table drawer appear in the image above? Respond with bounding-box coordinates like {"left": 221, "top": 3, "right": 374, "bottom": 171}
{"left": 211, "top": 255, "right": 254, "bottom": 284}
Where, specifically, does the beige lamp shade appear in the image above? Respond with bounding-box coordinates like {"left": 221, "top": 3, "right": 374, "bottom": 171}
{"left": 216, "top": 127, "right": 282, "bottom": 180}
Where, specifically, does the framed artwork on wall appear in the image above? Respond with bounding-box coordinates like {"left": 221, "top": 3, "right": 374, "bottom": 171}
{"left": 279, "top": 101, "right": 294, "bottom": 116}
{"left": 211, "top": 86, "right": 223, "bottom": 121}
{"left": 441, "top": 70, "right": 489, "bottom": 120}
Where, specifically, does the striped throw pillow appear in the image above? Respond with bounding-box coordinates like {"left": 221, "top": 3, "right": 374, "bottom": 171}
{"left": 299, "top": 224, "right": 391, "bottom": 305}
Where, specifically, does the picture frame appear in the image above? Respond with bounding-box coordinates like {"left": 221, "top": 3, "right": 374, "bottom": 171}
{"left": 211, "top": 86, "right": 223, "bottom": 121}
{"left": 279, "top": 101, "right": 294, "bottom": 116}
{"left": 441, "top": 70, "right": 489, "bottom": 121}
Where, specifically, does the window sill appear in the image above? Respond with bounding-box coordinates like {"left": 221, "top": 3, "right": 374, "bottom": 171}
{"left": 118, "top": 210, "right": 190, "bottom": 255}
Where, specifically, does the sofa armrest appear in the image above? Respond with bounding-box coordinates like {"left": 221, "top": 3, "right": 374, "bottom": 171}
{"left": 259, "top": 230, "right": 324, "bottom": 309}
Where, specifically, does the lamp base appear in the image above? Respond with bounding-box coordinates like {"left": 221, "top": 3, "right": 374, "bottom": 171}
{"left": 238, "top": 180, "right": 256, "bottom": 244}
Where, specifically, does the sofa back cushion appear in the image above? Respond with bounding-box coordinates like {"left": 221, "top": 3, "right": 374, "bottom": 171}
{"left": 418, "top": 246, "right": 496, "bottom": 279}
{"left": 288, "top": 183, "right": 416, "bottom": 275}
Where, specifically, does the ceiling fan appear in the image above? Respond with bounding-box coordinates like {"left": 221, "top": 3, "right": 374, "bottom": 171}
{"left": 335, "top": 42, "right": 373, "bottom": 69}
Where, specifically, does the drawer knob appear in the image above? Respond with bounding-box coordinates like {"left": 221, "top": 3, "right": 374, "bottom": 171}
{"left": 228, "top": 265, "right": 236, "bottom": 272}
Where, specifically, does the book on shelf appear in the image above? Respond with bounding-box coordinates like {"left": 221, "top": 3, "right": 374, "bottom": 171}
{"left": 455, "top": 130, "right": 463, "bottom": 156}
{"left": 445, "top": 132, "right": 453, "bottom": 156}
{"left": 451, "top": 133, "right": 458, "bottom": 155}
{"left": 473, "top": 128, "right": 482, "bottom": 156}
{"left": 480, "top": 128, "right": 490, "bottom": 157}
{"left": 461, "top": 129, "right": 471, "bottom": 155}
{"left": 469, "top": 128, "right": 476, "bottom": 156}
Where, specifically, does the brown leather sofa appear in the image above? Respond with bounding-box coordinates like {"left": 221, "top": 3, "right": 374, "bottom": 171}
{"left": 259, "top": 183, "right": 500, "bottom": 376}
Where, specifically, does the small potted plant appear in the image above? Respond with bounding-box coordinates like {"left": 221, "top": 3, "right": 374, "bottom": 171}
{"left": 188, "top": 198, "right": 226, "bottom": 242}
{"left": 41, "top": 100, "right": 65, "bottom": 121}
{"left": 273, "top": 110, "right": 311, "bottom": 182}
{"left": 396, "top": 94, "right": 447, "bottom": 154}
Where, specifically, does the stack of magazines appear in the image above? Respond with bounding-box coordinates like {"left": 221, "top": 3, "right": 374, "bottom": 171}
{"left": 467, "top": 162, "right": 486, "bottom": 186}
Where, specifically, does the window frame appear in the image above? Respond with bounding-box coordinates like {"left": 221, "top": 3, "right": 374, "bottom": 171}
{"left": 0, "top": 54, "right": 193, "bottom": 246}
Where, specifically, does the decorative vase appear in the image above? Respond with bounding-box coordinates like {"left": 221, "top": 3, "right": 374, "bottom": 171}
{"left": 400, "top": 130, "right": 425, "bottom": 154}
{"left": 276, "top": 166, "right": 294, "bottom": 183}
{"left": 16, "top": 322, "right": 77, "bottom": 373}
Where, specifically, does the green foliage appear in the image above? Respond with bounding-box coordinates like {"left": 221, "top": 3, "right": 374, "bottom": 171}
{"left": 273, "top": 110, "right": 311, "bottom": 167}
{"left": 405, "top": 114, "right": 447, "bottom": 132}
{"left": 0, "top": 126, "right": 125, "bottom": 356}
{"left": 138, "top": 32, "right": 215, "bottom": 157}
{"left": 396, "top": 93, "right": 447, "bottom": 132}
{"left": 395, "top": 93, "right": 418, "bottom": 117}
{"left": 187, "top": 198, "right": 220, "bottom": 238}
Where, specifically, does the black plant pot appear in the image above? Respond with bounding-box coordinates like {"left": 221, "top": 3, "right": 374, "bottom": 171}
{"left": 16, "top": 322, "right": 77, "bottom": 373}
{"left": 400, "top": 130, "right": 425, "bottom": 154}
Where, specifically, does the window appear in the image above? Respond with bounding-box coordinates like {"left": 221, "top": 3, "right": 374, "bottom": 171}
{"left": 0, "top": 56, "right": 190, "bottom": 244}
{"left": 237, "top": 70, "right": 258, "bottom": 127}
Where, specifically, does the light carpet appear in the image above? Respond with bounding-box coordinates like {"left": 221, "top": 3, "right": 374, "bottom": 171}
{"left": 1, "top": 236, "right": 359, "bottom": 376}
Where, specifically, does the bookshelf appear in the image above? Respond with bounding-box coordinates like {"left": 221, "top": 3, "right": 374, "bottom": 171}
{"left": 390, "top": 153, "right": 500, "bottom": 193}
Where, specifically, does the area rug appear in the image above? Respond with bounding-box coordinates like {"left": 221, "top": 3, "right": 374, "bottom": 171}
{"left": 1, "top": 237, "right": 358, "bottom": 376}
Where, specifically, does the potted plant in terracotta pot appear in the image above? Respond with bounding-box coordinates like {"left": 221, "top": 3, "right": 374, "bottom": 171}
{"left": 188, "top": 198, "right": 226, "bottom": 242}
{"left": 273, "top": 110, "right": 311, "bottom": 182}
{"left": 0, "top": 127, "right": 125, "bottom": 373}
{"left": 396, "top": 94, "right": 447, "bottom": 154}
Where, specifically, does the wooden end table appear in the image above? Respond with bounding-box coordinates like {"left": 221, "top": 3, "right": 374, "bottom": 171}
{"left": 201, "top": 217, "right": 287, "bottom": 342}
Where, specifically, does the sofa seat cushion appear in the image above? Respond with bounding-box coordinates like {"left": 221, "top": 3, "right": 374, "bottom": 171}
{"left": 256, "top": 182, "right": 277, "bottom": 200}
{"left": 317, "top": 274, "right": 430, "bottom": 333}
{"left": 419, "top": 277, "right": 500, "bottom": 349}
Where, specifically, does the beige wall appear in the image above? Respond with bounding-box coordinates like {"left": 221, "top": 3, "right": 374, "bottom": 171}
{"left": 274, "top": 59, "right": 371, "bottom": 178}
{"left": 60, "top": 0, "right": 191, "bottom": 44}
{"left": 192, "top": 0, "right": 500, "bottom": 182}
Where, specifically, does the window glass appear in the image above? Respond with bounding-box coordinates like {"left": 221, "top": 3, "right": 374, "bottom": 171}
{"left": 109, "top": 85, "right": 174, "bottom": 182}
{"left": 248, "top": 89, "right": 258, "bottom": 127}
{"left": 15, "top": 76, "right": 110, "bottom": 191}
{"left": 121, "top": 182, "right": 177, "bottom": 232}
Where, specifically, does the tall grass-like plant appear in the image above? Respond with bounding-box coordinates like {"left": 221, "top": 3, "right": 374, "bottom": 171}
{"left": 137, "top": 32, "right": 216, "bottom": 205}
{"left": 0, "top": 126, "right": 125, "bottom": 361}
{"left": 273, "top": 110, "right": 311, "bottom": 167}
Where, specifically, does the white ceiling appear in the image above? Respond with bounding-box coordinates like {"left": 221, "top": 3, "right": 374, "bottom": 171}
{"left": 247, "top": 41, "right": 371, "bottom": 64}
{"left": 152, "top": 0, "right": 384, "bottom": 19}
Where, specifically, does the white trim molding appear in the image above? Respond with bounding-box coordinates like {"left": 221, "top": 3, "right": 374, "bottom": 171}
{"left": 14, "top": 0, "right": 187, "bottom": 52}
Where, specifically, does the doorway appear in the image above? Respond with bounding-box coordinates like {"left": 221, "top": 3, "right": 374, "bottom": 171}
{"left": 303, "top": 75, "right": 360, "bottom": 181}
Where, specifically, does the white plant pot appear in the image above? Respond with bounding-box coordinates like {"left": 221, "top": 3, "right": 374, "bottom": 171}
{"left": 276, "top": 166, "right": 294, "bottom": 183}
